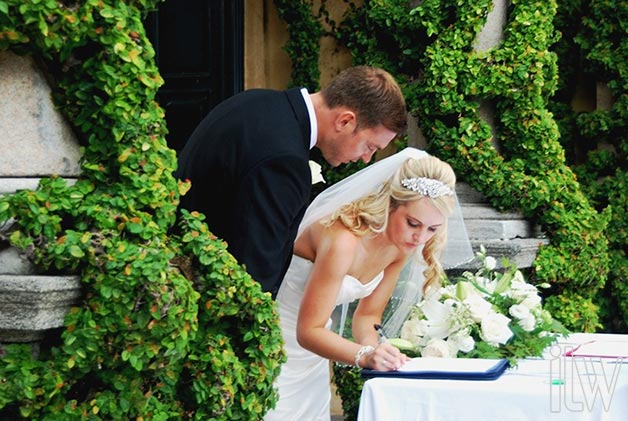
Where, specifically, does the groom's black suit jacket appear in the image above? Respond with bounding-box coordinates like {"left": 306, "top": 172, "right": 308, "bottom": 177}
{"left": 175, "top": 88, "right": 312, "bottom": 297}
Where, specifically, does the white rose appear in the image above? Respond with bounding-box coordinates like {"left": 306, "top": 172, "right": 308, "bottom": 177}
{"left": 464, "top": 293, "right": 493, "bottom": 323}
{"left": 480, "top": 312, "right": 513, "bottom": 346}
{"left": 308, "top": 160, "right": 325, "bottom": 184}
{"left": 441, "top": 284, "right": 456, "bottom": 299}
{"left": 521, "top": 294, "right": 542, "bottom": 309}
{"left": 519, "top": 315, "right": 536, "bottom": 332}
{"left": 448, "top": 329, "right": 475, "bottom": 353}
{"left": 509, "top": 304, "right": 537, "bottom": 332}
{"left": 421, "top": 338, "right": 451, "bottom": 358}
{"left": 400, "top": 319, "right": 429, "bottom": 346}
{"left": 509, "top": 304, "right": 531, "bottom": 320}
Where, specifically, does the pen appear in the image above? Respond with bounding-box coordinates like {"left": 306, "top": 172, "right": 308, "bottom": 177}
{"left": 373, "top": 324, "right": 389, "bottom": 344}
{"left": 564, "top": 340, "right": 595, "bottom": 357}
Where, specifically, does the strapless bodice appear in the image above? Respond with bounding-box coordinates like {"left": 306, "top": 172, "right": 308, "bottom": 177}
{"left": 278, "top": 255, "right": 383, "bottom": 306}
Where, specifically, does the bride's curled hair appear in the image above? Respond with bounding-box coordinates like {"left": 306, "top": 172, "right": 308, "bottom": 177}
{"left": 324, "top": 155, "right": 456, "bottom": 292}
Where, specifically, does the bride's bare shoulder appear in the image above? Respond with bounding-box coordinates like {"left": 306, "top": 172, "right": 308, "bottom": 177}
{"left": 297, "top": 219, "right": 358, "bottom": 256}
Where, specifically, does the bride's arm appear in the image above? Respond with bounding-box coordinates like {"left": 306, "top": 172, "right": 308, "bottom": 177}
{"left": 351, "top": 258, "right": 405, "bottom": 343}
{"left": 296, "top": 226, "right": 361, "bottom": 366}
{"left": 351, "top": 259, "right": 412, "bottom": 369}
{"left": 295, "top": 228, "right": 406, "bottom": 370}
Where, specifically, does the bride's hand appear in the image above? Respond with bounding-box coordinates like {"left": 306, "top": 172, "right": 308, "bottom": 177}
{"left": 365, "top": 343, "right": 411, "bottom": 371}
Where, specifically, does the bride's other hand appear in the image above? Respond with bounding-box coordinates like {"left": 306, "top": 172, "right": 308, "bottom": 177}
{"left": 365, "top": 343, "right": 411, "bottom": 371}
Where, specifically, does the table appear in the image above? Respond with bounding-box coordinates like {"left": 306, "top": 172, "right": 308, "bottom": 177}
{"left": 357, "top": 333, "right": 628, "bottom": 421}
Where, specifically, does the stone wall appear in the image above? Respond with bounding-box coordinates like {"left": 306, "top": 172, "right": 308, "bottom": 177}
{"left": 0, "top": 50, "right": 82, "bottom": 344}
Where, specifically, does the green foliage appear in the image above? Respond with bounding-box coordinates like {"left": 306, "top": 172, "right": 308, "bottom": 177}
{"left": 598, "top": 250, "right": 628, "bottom": 333}
{"left": 549, "top": 0, "right": 628, "bottom": 332}
{"left": 0, "top": 1, "right": 284, "bottom": 419}
{"left": 569, "top": 0, "right": 628, "bottom": 332}
{"left": 545, "top": 290, "right": 602, "bottom": 333}
{"left": 331, "top": 363, "right": 364, "bottom": 421}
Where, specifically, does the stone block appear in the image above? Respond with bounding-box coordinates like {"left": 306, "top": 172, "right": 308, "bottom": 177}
{"left": 476, "top": 238, "right": 549, "bottom": 268}
{"left": 448, "top": 238, "right": 550, "bottom": 274}
{"left": 460, "top": 203, "right": 525, "bottom": 220}
{"left": 0, "top": 275, "right": 81, "bottom": 342}
{"left": 456, "top": 183, "right": 488, "bottom": 204}
{"left": 0, "top": 51, "right": 81, "bottom": 177}
{"left": 0, "top": 178, "right": 43, "bottom": 195}
{"left": 465, "top": 219, "right": 534, "bottom": 240}
{"left": 473, "top": 0, "right": 507, "bottom": 52}
{"left": 0, "top": 247, "right": 37, "bottom": 275}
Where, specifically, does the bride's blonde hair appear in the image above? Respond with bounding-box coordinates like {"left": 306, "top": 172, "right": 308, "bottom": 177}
{"left": 323, "top": 155, "right": 456, "bottom": 292}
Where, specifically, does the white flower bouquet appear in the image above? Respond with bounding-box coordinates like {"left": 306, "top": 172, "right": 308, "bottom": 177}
{"left": 394, "top": 246, "right": 567, "bottom": 364}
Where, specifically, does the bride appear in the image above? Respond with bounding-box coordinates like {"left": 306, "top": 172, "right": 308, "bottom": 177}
{"left": 264, "top": 147, "right": 473, "bottom": 421}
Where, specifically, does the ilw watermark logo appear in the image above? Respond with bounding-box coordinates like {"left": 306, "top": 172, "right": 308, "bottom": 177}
{"left": 549, "top": 344, "right": 624, "bottom": 413}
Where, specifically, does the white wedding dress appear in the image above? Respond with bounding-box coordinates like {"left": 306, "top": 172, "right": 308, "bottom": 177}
{"left": 264, "top": 255, "right": 384, "bottom": 421}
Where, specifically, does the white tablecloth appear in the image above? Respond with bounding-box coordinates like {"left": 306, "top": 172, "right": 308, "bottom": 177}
{"left": 357, "top": 333, "right": 628, "bottom": 421}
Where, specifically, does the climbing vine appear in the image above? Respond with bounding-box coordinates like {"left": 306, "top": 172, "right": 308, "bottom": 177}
{"left": 0, "top": 1, "right": 284, "bottom": 419}
{"left": 563, "top": 0, "right": 628, "bottom": 333}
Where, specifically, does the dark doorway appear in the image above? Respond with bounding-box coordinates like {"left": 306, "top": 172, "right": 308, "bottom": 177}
{"left": 144, "top": 0, "right": 244, "bottom": 152}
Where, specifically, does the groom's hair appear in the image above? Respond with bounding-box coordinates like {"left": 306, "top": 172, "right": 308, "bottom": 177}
{"left": 322, "top": 66, "right": 407, "bottom": 135}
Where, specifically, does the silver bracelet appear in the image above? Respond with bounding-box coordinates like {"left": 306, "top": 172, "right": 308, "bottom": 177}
{"left": 354, "top": 345, "right": 375, "bottom": 368}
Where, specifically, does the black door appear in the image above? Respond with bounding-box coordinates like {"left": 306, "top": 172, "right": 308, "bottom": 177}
{"left": 144, "top": 0, "right": 244, "bottom": 152}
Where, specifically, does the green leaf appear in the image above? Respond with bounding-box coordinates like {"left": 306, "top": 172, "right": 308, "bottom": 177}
{"left": 69, "top": 245, "right": 85, "bottom": 258}
{"left": 99, "top": 8, "right": 114, "bottom": 18}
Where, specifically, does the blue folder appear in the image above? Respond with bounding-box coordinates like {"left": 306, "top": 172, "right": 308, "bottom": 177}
{"left": 361, "top": 358, "right": 509, "bottom": 381}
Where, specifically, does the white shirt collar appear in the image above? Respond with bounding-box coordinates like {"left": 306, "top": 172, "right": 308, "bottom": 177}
{"left": 300, "top": 88, "right": 317, "bottom": 149}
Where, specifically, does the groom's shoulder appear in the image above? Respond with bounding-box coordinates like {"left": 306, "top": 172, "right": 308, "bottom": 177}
{"left": 227, "top": 88, "right": 290, "bottom": 106}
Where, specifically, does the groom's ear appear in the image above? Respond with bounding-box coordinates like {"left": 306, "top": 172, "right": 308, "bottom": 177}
{"left": 335, "top": 109, "right": 357, "bottom": 133}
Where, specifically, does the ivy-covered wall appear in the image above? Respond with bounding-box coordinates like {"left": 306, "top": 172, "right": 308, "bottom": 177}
{"left": 273, "top": 0, "right": 627, "bottom": 334}
{"left": 0, "top": 1, "right": 284, "bottom": 419}
{"left": 550, "top": 0, "right": 628, "bottom": 334}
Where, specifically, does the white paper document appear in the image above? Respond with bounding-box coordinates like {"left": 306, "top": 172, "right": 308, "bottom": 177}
{"left": 398, "top": 357, "right": 505, "bottom": 373}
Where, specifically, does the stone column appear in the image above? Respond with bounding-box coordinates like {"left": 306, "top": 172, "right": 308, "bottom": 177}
{"left": 0, "top": 51, "right": 82, "bottom": 344}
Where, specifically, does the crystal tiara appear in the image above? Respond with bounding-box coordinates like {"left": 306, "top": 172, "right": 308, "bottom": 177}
{"left": 401, "top": 177, "right": 454, "bottom": 198}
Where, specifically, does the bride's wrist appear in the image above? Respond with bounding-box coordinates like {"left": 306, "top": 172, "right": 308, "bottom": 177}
{"left": 354, "top": 345, "right": 375, "bottom": 368}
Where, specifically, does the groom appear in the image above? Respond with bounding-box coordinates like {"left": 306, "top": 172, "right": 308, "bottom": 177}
{"left": 175, "top": 66, "right": 407, "bottom": 297}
